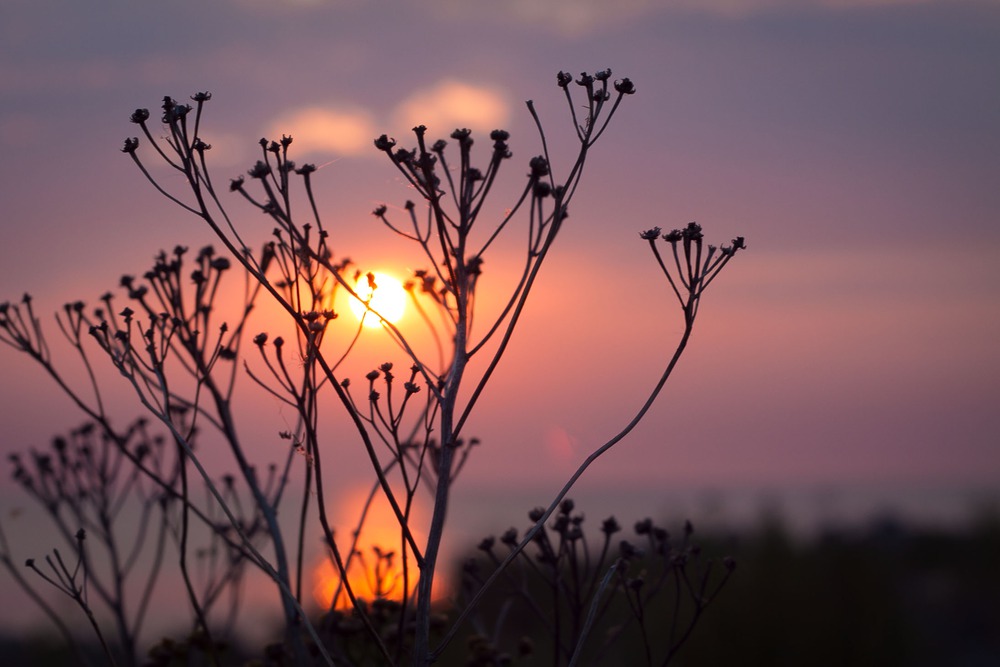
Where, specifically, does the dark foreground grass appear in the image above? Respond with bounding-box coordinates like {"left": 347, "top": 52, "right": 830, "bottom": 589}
{"left": 4, "top": 511, "right": 997, "bottom": 666}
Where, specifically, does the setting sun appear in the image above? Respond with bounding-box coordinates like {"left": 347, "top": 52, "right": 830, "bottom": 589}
{"left": 312, "top": 489, "right": 439, "bottom": 611}
{"left": 347, "top": 271, "right": 407, "bottom": 328}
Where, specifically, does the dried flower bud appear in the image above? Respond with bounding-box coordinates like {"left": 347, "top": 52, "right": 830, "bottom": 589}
{"left": 533, "top": 182, "right": 551, "bottom": 199}
{"left": 253, "top": 333, "right": 268, "bottom": 346}
{"left": 556, "top": 71, "right": 573, "bottom": 88}
{"left": 374, "top": 135, "right": 396, "bottom": 152}
{"left": 619, "top": 540, "right": 638, "bottom": 559}
{"left": 639, "top": 227, "right": 661, "bottom": 240}
{"left": 683, "top": 222, "right": 703, "bottom": 241}
{"left": 130, "top": 108, "right": 150, "bottom": 124}
{"left": 614, "top": 78, "right": 636, "bottom": 95}
{"left": 191, "top": 91, "right": 212, "bottom": 103}
{"left": 528, "top": 507, "right": 545, "bottom": 522}
{"left": 394, "top": 147, "right": 415, "bottom": 164}
{"left": 248, "top": 161, "right": 271, "bottom": 179}
{"left": 366, "top": 370, "right": 380, "bottom": 381}
{"left": 594, "top": 68, "right": 612, "bottom": 82}
{"left": 121, "top": 137, "right": 140, "bottom": 154}
{"left": 602, "top": 516, "right": 621, "bottom": 535}
{"left": 529, "top": 156, "right": 549, "bottom": 178}
{"left": 501, "top": 527, "right": 518, "bottom": 546}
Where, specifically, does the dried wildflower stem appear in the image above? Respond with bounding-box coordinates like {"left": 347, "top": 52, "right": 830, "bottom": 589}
{"left": 125, "top": 374, "right": 335, "bottom": 665}
{"left": 27, "top": 538, "right": 120, "bottom": 666}
{"left": 568, "top": 559, "right": 623, "bottom": 667}
{"left": 434, "top": 295, "right": 700, "bottom": 658}
{"left": 0, "top": 522, "right": 92, "bottom": 665}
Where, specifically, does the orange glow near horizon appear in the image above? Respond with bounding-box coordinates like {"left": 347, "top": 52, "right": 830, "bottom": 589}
{"left": 312, "top": 488, "right": 438, "bottom": 611}
{"left": 347, "top": 271, "right": 408, "bottom": 329}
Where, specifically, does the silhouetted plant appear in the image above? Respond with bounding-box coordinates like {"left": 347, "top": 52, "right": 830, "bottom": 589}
{"left": 458, "top": 501, "right": 734, "bottom": 666}
{"left": 1, "top": 69, "right": 744, "bottom": 666}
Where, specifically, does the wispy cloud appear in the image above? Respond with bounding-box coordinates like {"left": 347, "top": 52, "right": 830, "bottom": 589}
{"left": 427, "top": 0, "right": 942, "bottom": 34}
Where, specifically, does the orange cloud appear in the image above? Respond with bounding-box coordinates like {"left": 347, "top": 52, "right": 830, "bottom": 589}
{"left": 391, "top": 80, "right": 510, "bottom": 138}
{"left": 267, "top": 106, "right": 377, "bottom": 157}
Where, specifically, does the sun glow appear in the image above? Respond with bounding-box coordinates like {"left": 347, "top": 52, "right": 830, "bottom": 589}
{"left": 347, "top": 271, "right": 407, "bottom": 328}
{"left": 312, "top": 490, "right": 433, "bottom": 611}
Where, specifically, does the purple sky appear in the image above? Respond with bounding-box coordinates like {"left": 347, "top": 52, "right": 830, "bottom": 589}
{"left": 2, "top": 0, "right": 999, "bottom": 539}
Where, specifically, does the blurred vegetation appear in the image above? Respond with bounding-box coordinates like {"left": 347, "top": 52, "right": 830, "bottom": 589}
{"left": 4, "top": 509, "right": 997, "bottom": 666}
{"left": 673, "top": 508, "right": 1000, "bottom": 667}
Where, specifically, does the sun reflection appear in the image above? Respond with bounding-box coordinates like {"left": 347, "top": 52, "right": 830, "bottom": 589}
{"left": 312, "top": 489, "right": 428, "bottom": 611}
{"left": 347, "top": 271, "right": 407, "bottom": 328}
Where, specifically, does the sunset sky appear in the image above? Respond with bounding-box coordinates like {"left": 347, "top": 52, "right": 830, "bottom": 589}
{"left": 1, "top": 0, "right": 999, "bottom": 636}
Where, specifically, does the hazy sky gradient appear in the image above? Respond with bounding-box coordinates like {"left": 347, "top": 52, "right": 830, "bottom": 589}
{"left": 2, "top": 0, "right": 998, "bottom": 516}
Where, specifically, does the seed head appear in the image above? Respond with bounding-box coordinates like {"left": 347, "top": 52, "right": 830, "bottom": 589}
{"left": 374, "top": 135, "right": 396, "bottom": 152}
{"left": 614, "top": 78, "right": 637, "bottom": 95}
{"left": 529, "top": 156, "right": 549, "bottom": 178}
